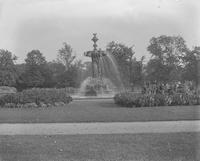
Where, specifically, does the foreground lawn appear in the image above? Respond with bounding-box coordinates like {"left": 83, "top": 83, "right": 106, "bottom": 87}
{"left": 0, "top": 132, "right": 199, "bottom": 161}
{"left": 0, "top": 99, "right": 199, "bottom": 123}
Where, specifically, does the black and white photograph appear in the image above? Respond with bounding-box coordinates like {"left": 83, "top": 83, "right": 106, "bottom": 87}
{"left": 0, "top": 0, "right": 199, "bottom": 160}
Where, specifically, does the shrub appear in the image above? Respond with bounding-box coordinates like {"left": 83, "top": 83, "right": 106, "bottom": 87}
{"left": 0, "top": 88, "right": 72, "bottom": 108}
{"left": 114, "top": 92, "right": 141, "bottom": 107}
{"left": 114, "top": 92, "right": 200, "bottom": 107}
{"left": 23, "top": 103, "right": 38, "bottom": 108}
{"left": 4, "top": 103, "right": 16, "bottom": 108}
{"left": 0, "top": 86, "right": 17, "bottom": 97}
{"left": 0, "top": 86, "right": 17, "bottom": 93}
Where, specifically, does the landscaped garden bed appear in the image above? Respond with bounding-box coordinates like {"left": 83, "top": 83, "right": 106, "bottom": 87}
{"left": 114, "top": 92, "right": 200, "bottom": 107}
{"left": 0, "top": 88, "right": 72, "bottom": 108}
{"left": 114, "top": 82, "right": 200, "bottom": 107}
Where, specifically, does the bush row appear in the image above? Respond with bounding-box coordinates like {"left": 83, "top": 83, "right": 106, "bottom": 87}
{"left": 0, "top": 88, "right": 72, "bottom": 108}
{"left": 114, "top": 92, "right": 200, "bottom": 107}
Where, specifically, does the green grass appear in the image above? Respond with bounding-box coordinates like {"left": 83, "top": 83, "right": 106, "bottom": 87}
{"left": 0, "top": 99, "right": 199, "bottom": 123}
{"left": 0, "top": 132, "right": 199, "bottom": 161}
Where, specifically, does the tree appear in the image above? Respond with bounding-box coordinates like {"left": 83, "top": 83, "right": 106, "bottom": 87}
{"left": 73, "top": 60, "right": 85, "bottom": 87}
{"left": 130, "top": 56, "right": 145, "bottom": 86}
{"left": 182, "top": 46, "right": 200, "bottom": 83}
{"left": 47, "top": 61, "right": 66, "bottom": 87}
{"left": 0, "top": 49, "right": 18, "bottom": 86}
{"left": 147, "top": 35, "right": 187, "bottom": 66}
{"left": 52, "top": 60, "right": 84, "bottom": 88}
{"left": 18, "top": 50, "right": 49, "bottom": 88}
{"left": 25, "top": 50, "right": 46, "bottom": 66}
{"left": 145, "top": 58, "right": 170, "bottom": 82}
{"left": 54, "top": 43, "right": 85, "bottom": 88}
{"left": 106, "top": 41, "right": 135, "bottom": 86}
{"left": 57, "top": 42, "right": 76, "bottom": 71}
{"left": 146, "top": 35, "right": 188, "bottom": 82}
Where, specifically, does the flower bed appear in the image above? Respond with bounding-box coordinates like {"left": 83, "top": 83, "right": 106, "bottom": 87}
{"left": 0, "top": 88, "right": 72, "bottom": 108}
{"left": 114, "top": 92, "right": 200, "bottom": 107}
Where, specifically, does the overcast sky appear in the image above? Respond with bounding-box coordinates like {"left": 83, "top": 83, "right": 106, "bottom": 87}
{"left": 0, "top": 0, "right": 199, "bottom": 63}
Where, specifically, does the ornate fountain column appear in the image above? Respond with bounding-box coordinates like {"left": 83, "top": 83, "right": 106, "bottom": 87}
{"left": 84, "top": 33, "right": 106, "bottom": 78}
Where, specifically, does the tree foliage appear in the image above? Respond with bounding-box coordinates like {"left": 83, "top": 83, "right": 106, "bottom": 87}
{"left": 147, "top": 35, "right": 187, "bottom": 66}
{"left": 0, "top": 49, "right": 18, "bottom": 86}
{"left": 17, "top": 50, "right": 51, "bottom": 89}
{"left": 182, "top": 46, "right": 200, "bottom": 83}
{"left": 57, "top": 42, "right": 76, "bottom": 71}
{"left": 25, "top": 50, "right": 46, "bottom": 66}
{"left": 146, "top": 35, "right": 188, "bottom": 82}
{"left": 130, "top": 56, "right": 145, "bottom": 85}
{"left": 106, "top": 41, "right": 135, "bottom": 86}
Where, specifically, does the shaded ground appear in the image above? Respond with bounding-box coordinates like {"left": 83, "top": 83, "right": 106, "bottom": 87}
{"left": 0, "top": 99, "right": 199, "bottom": 123}
{"left": 0, "top": 133, "right": 199, "bottom": 161}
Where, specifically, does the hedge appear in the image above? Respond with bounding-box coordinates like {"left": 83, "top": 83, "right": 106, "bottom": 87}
{"left": 0, "top": 88, "right": 72, "bottom": 108}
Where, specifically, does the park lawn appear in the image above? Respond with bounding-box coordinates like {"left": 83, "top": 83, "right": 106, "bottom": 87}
{"left": 0, "top": 99, "right": 199, "bottom": 123}
{"left": 0, "top": 132, "right": 199, "bottom": 161}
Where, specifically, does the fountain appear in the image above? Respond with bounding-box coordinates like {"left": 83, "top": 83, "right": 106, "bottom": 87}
{"left": 77, "top": 33, "right": 123, "bottom": 97}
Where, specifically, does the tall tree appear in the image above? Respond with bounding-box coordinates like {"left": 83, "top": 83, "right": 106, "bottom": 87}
{"left": 18, "top": 50, "right": 49, "bottom": 88}
{"left": 55, "top": 43, "right": 84, "bottom": 88}
{"left": 25, "top": 50, "right": 46, "bottom": 66}
{"left": 0, "top": 49, "right": 18, "bottom": 86}
{"left": 182, "top": 46, "right": 200, "bottom": 83}
{"left": 147, "top": 35, "right": 187, "bottom": 66}
{"left": 130, "top": 56, "right": 145, "bottom": 86}
{"left": 73, "top": 60, "right": 85, "bottom": 87}
{"left": 57, "top": 42, "right": 76, "bottom": 71}
{"left": 106, "top": 41, "right": 135, "bottom": 86}
{"left": 146, "top": 35, "right": 188, "bottom": 82}
{"left": 48, "top": 60, "right": 84, "bottom": 88}
{"left": 47, "top": 61, "right": 65, "bottom": 87}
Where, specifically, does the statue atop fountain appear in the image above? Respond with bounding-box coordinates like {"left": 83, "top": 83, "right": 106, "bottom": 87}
{"left": 84, "top": 33, "right": 106, "bottom": 79}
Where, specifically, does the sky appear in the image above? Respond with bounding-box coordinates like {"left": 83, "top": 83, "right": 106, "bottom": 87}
{"left": 0, "top": 0, "right": 199, "bottom": 63}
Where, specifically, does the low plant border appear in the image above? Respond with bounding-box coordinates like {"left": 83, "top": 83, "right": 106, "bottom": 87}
{"left": 114, "top": 92, "right": 200, "bottom": 107}
{"left": 0, "top": 88, "right": 72, "bottom": 108}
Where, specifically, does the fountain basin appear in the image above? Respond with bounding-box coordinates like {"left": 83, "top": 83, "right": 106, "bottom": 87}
{"left": 77, "top": 77, "right": 117, "bottom": 98}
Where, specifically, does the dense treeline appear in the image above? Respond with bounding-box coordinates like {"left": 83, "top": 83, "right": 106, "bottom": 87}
{"left": 0, "top": 43, "right": 86, "bottom": 91}
{"left": 0, "top": 35, "right": 199, "bottom": 91}
{"left": 106, "top": 35, "right": 199, "bottom": 88}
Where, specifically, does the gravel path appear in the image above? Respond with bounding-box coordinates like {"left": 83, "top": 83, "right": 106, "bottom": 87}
{"left": 0, "top": 120, "right": 200, "bottom": 135}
